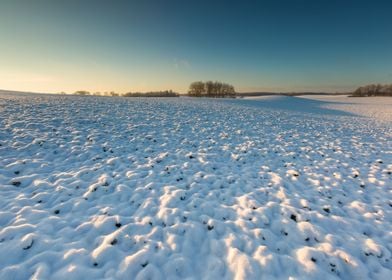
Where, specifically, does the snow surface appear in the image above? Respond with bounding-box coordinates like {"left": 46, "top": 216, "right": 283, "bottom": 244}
{"left": 0, "top": 92, "right": 391, "bottom": 279}
{"left": 298, "top": 95, "right": 392, "bottom": 122}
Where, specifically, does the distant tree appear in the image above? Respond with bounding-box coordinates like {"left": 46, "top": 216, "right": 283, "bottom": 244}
{"left": 188, "top": 81, "right": 205, "bottom": 97}
{"left": 110, "top": 91, "right": 119, "bottom": 97}
{"left": 205, "top": 81, "right": 215, "bottom": 97}
{"left": 221, "top": 83, "right": 236, "bottom": 97}
{"left": 74, "top": 90, "right": 90, "bottom": 96}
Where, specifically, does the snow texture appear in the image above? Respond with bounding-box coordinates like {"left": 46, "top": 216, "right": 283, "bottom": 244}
{"left": 0, "top": 92, "right": 391, "bottom": 279}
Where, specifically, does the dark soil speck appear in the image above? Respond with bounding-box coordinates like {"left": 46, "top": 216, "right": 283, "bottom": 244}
{"left": 290, "top": 214, "right": 297, "bottom": 222}
{"left": 110, "top": 239, "right": 118, "bottom": 245}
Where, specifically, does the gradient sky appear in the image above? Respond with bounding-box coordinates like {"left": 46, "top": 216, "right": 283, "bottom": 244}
{"left": 1, "top": 0, "right": 392, "bottom": 93}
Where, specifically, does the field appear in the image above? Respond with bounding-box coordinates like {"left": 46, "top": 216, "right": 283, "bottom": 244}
{"left": 0, "top": 92, "right": 391, "bottom": 279}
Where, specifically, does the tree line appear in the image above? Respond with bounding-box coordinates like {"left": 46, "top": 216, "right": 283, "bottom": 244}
{"left": 188, "top": 81, "right": 236, "bottom": 97}
{"left": 73, "top": 90, "right": 179, "bottom": 97}
{"left": 73, "top": 91, "right": 120, "bottom": 96}
{"left": 123, "top": 90, "right": 179, "bottom": 97}
{"left": 71, "top": 81, "right": 237, "bottom": 98}
{"left": 352, "top": 84, "right": 392, "bottom": 97}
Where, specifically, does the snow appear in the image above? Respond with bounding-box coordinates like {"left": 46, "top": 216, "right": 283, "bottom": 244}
{"left": 0, "top": 92, "right": 391, "bottom": 279}
{"left": 298, "top": 95, "right": 392, "bottom": 122}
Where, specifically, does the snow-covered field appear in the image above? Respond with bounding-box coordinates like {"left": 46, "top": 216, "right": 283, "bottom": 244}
{"left": 298, "top": 95, "right": 392, "bottom": 121}
{"left": 0, "top": 92, "right": 391, "bottom": 279}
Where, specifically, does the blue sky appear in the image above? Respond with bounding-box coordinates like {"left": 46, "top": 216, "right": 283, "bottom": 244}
{"left": 0, "top": 0, "right": 391, "bottom": 93}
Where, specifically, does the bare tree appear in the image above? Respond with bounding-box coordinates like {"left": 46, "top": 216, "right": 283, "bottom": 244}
{"left": 188, "top": 81, "right": 205, "bottom": 97}
{"left": 205, "top": 81, "right": 214, "bottom": 96}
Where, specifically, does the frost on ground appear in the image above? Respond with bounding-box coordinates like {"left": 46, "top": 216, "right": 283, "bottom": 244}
{"left": 0, "top": 92, "right": 391, "bottom": 279}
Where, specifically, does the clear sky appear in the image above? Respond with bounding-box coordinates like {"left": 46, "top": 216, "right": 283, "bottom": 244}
{"left": 0, "top": 0, "right": 391, "bottom": 93}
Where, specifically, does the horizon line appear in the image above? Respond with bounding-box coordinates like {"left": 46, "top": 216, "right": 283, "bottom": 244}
{"left": 0, "top": 88, "right": 354, "bottom": 96}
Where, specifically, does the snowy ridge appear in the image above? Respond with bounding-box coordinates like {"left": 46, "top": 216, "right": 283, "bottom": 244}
{"left": 0, "top": 94, "right": 391, "bottom": 279}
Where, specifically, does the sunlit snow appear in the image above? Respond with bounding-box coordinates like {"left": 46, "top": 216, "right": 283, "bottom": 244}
{"left": 0, "top": 92, "right": 391, "bottom": 279}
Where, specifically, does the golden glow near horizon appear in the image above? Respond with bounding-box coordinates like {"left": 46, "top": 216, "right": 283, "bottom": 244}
{"left": 0, "top": 60, "right": 193, "bottom": 94}
{"left": 0, "top": 61, "right": 357, "bottom": 94}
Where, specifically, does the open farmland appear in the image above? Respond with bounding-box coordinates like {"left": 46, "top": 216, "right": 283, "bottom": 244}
{"left": 0, "top": 92, "right": 391, "bottom": 279}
